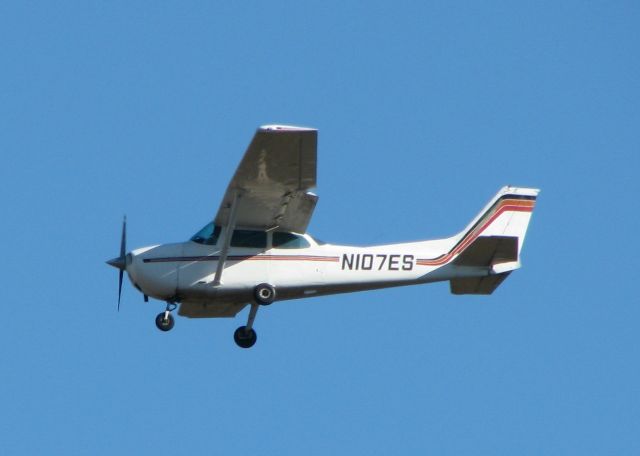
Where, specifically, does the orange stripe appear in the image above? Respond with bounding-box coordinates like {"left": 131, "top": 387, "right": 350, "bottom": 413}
{"left": 416, "top": 200, "right": 534, "bottom": 266}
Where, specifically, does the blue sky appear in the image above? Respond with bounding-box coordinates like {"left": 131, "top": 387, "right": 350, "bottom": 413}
{"left": 1, "top": 1, "right": 639, "bottom": 454}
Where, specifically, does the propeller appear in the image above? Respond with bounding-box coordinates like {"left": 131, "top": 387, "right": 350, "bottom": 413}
{"left": 106, "top": 216, "right": 127, "bottom": 311}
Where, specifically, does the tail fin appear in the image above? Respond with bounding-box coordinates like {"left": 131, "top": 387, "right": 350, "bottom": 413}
{"left": 454, "top": 186, "right": 539, "bottom": 256}
{"left": 449, "top": 186, "right": 539, "bottom": 295}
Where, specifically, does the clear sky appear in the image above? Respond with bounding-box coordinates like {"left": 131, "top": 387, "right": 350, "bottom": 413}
{"left": 1, "top": 1, "right": 639, "bottom": 454}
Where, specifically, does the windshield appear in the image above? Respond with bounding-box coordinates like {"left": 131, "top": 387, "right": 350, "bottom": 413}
{"left": 190, "top": 222, "right": 221, "bottom": 245}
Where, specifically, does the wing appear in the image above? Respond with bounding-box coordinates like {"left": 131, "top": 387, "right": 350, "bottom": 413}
{"left": 214, "top": 125, "right": 318, "bottom": 233}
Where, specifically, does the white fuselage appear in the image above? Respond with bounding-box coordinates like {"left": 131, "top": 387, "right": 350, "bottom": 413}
{"left": 125, "top": 232, "right": 465, "bottom": 311}
{"left": 121, "top": 186, "right": 538, "bottom": 317}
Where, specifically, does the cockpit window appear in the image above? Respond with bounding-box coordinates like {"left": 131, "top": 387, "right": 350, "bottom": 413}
{"left": 190, "top": 222, "right": 221, "bottom": 245}
{"left": 273, "top": 232, "right": 311, "bottom": 249}
{"left": 231, "top": 229, "right": 267, "bottom": 248}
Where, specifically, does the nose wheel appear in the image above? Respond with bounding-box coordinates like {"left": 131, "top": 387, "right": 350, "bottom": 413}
{"left": 155, "top": 302, "right": 177, "bottom": 332}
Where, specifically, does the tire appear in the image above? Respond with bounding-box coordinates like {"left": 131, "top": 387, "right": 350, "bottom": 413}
{"left": 254, "top": 283, "right": 276, "bottom": 305}
{"left": 234, "top": 326, "right": 257, "bottom": 348}
{"left": 155, "top": 312, "right": 175, "bottom": 332}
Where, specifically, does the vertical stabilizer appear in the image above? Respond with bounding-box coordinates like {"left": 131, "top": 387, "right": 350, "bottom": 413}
{"left": 453, "top": 186, "right": 539, "bottom": 257}
{"left": 448, "top": 186, "right": 539, "bottom": 294}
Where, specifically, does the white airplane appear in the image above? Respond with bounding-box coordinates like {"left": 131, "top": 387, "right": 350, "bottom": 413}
{"left": 107, "top": 125, "right": 539, "bottom": 348}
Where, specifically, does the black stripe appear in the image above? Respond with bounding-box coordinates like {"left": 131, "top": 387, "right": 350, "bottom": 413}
{"left": 143, "top": 255, "right": 339, "bottom": 263}
{"left": 500, "top": 194, "right": 536, "bottom": 201}
{"left": 455, "top": 194, "right": 534, "bottom": 245}
{"left": 417, "top": 193, "right": 535, "bottom": 262}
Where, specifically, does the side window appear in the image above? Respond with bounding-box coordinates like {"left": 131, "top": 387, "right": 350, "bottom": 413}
{"left": 231, "top": 230, "right": 267, "bottom": 248}
{"left": 190, "top": 223, "right": 221, "bottom": 245}
{"left": 273, "top": 232, "right": 310, "bottom": 249}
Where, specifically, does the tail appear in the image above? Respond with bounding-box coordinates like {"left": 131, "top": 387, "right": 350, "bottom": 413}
{"left": 448, "top": 186, "right": 539, "bottom": 295}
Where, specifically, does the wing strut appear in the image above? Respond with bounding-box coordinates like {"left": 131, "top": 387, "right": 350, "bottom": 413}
{"left": 212, "top": 191, "right": 241, "bottom": 286}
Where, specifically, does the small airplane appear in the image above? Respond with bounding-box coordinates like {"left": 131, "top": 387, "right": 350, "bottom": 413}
{"left": 107, "top": 125, "right": 539, "bottom": 348}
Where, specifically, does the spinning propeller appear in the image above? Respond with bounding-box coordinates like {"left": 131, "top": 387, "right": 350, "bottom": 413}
{"left": 106, "top": 216, "right": 127, "bottom": 311}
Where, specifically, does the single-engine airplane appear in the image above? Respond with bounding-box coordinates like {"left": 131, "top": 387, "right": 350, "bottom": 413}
{"left": 107, "top": 125, "right": 539, "bottom": 348}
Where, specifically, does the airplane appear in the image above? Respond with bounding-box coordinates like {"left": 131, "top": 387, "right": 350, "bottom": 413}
{"left": 107, "top": 125, "right": 539, "bottom": 348}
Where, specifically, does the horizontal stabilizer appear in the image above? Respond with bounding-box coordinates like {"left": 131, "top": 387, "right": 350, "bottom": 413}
{"left": 450, "top": 272, "right": 511, "bottom": 295}
{"left": 450, "top": 236, "right": 520, "bottom": 294}
{"left": 453, "top": 236, "right": 518, "bottom": 267}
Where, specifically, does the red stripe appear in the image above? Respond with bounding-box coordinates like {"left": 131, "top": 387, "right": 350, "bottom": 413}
{"left": 145, "top": 255, "right": 339, "bottom": 263}
{"left": 416, "top": 201, "right": 534, "bottom": 266}
{"left": 244, "top": 256, "right": 339, "bottom": 262}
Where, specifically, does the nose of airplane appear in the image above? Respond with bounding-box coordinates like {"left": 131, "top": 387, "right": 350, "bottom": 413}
{"left": 106, "top": 255, "right": 126, "bottom": 271}
{"left": 106, "top": 215, "right": 180, "bottom": 304}
{"left": 124, "top": 245, "right": 180, "bottom": 300}
{"left": 106, "top": 252, "right": 132, "bottom": 271}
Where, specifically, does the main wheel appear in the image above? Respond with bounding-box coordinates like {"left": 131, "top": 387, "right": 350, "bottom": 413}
{"left": 155, "top": 312, "right": 175, "bottom": 332}
{"left": 234, "top": 326, "right": 257, "bottom": 348}
{"left": 254, "top": 283, "right": 276, "bottom": 305}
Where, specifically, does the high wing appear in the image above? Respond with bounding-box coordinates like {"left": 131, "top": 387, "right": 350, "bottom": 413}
{"left": 214, "top": 125, "right": 318, "bottom": 233}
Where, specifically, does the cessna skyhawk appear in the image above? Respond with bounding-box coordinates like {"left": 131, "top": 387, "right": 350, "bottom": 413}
{"left": 107, "top": 125, "right": 539, "bottom": 348}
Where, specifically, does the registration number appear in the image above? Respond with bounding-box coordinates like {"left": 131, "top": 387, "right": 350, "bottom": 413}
{"left": 341, "top": 254, "right": 414, "bottom": 271}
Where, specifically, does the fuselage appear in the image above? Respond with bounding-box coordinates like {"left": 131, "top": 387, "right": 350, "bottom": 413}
{"left": 125, "top": 226, "right": 464, "bottom": 312}
{"left": 122, "top": 186, "right": 538, "bottom": 316}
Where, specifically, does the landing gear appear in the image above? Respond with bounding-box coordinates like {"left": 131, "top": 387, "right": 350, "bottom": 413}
{"left": 155, "top": 312, "right": 174, "bottom": 331}
{"left": 155, "top": 302, "right": 177, "bottom": 332}
{"left": 234, "top": 302, "right": 260, "bottom": 348}
{"left": 254, "top": 283, "right": 276, "bottom": 305}
{"left": 232, "top": 283, "right": 277, "bottom": 348}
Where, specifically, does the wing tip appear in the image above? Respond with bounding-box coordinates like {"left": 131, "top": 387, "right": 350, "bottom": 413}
{"left": 259, "top": 124, "right": 317, "bottom": 132}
